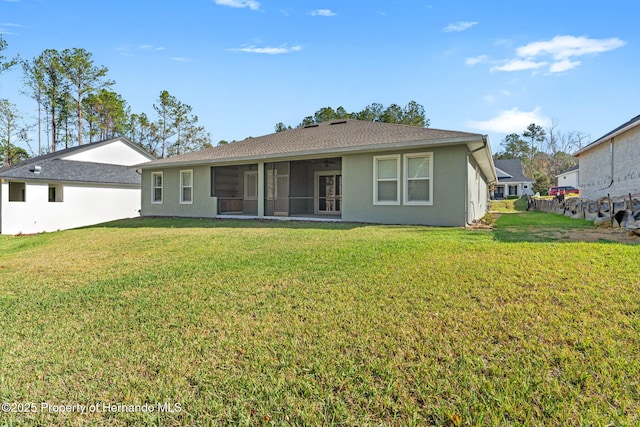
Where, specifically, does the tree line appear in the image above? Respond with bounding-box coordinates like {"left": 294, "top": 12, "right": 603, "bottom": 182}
{"left": 0, "top": 36, "right": 211, "bottom": 166}
{"left": 273, "top": 100, "right": 429, "bottom": 132}
{"left": 494, "top": 122, "right": 588, "bottom": 195}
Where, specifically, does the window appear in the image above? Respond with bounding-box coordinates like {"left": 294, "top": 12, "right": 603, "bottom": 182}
{"left": 508, "top": 185, "right": 518, "bottom": 196}
{"left": 151, "top": 172, "right": 163, "bottom": 204}
{"left": 180, "top": 170, "right": 193, "bottom": 204}
{"left": 404, "top": 152, "right": 432, "bottom": 205}
{"left": 244, "top": 170, "right": 258, "bottom": 200}
{"left": 48, "top": 184, "right": 63, "bottom": 202}
{"left": 8, "top": 182, "right": 26, "bottom": 202}
{"left": 373, "top": 155, "right": 400, "bottom": 205}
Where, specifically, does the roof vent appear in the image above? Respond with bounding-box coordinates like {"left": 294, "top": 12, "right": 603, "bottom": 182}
{"left": 30, "top": 165, "right": 42, "bottom": 174}
{"left": 304, "top": 124, "right": 319, "bottom": 128}
{"left": 330, "top": 120, "right": 347, "bottom": 125}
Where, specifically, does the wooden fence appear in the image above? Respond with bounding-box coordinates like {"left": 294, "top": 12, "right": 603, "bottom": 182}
{"left": 527, "top": 192, "right": 640, "bottom": 233}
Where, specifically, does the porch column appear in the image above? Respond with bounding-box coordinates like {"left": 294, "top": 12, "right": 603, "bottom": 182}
{"left": 257, "top": 162, "right": 265, "bottom": 217}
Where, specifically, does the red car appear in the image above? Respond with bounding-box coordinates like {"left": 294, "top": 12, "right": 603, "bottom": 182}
{"left": 549, "top": 186, "right": 579, "bottom": 196}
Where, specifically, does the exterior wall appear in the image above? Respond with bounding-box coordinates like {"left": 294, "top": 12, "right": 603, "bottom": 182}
{"left": 341, "top": 145, "right": 468, "bottom": 226}
{"left": 467, "top": 157, "right": 489, "bottom": 223}
{"left": 0, "top": 180, "right": 140, "bottom": 235}
{"left": 141, "top": 165, "right": 217, "bottom": 217}
{"left": 140, "top": 145, "right": 491, "bottom": 226}
{"left": 556, "top": 170, "right": 578, "bottom": 188}
{"left": 579, "top": 125, "right": 640, "bottom": 200}
{"left": 63, "top": 139, "right": 152, "bottom": 166}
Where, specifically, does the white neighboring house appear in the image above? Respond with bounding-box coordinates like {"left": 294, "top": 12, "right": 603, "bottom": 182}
{"left": 492, "top": 159, "right": 534, "bottom": 199}
{"left": 0, "top": 137, "right": 155, "bottom": 235}
{"left": 556, "top": 165, "right": 579, "bottom": 188}
{"left": 574, "top": 114, "right": 640, "bottom": 200}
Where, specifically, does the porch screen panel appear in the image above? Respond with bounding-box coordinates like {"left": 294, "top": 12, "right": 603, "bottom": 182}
{"left": 336, "top": 175, "right": 342, "bottom": 211}
{"left": 319, "top": 176, "right": 327, "bottom": 211}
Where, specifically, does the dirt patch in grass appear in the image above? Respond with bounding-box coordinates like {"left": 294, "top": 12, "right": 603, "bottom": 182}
{"left": 481, "top": 212, "right": 640, "bottom": 244}
{"left": 539, "top": 227, "right": 640, "bottom": 244}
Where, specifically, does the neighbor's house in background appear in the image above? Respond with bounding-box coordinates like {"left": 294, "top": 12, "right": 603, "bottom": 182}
{"left": 0, "top": 137, "right": 155, "bottom": 235}
{"left": 574, "top": 114, "right": 640, "bottom": 200}
{"left": 556, "top": 164, "right": 579, "bottom": 188}
{"left": 135, "top": 119, "right": 496, "bottom": 227}
{"left": 492, "top": 159, "right": 534, "bottom": 199}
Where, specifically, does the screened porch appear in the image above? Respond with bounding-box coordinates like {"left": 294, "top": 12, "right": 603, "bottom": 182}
{"left": 211, "top": 158, "right": 342, "bottom": 218}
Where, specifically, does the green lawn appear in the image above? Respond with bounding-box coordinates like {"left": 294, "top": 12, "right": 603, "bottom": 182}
{"left": 489, "top": 198, "right": 526, "bottom": 213}
{"left": 0, "top": 215, "right": 638, "bottom": 426}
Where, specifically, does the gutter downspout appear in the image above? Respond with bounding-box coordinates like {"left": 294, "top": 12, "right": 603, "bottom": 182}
{"left": 599, "top": 137, "right": 615, "bottom": 191}
{"left": 465, "top": 137, "right": 489, "bottom": 226}
{"left": 609, "top": 138, "right": 615, "bottom": 188}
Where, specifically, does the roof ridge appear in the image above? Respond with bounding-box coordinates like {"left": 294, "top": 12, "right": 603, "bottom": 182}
{"left": 588, "top": 113, "right": 640, "bottom": 147}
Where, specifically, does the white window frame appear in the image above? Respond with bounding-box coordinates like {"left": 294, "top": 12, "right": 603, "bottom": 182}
{"left": 8, "top": 181, "right": 26, "bottom": 202}
{"left": 151, "top": 172, "right": 163, "bottom": 204}
{"left": 180, "top": 169, "right": 193, "bottom": 204}
{"left": 244, "top": 170, "right": 258, "bottom": 200}
{"left": 373, "top": 154, "right": 401, "bottom": 205}
{"left": 48, "top": 183, "right": 64, "bottom": 203}
{"left": 403, "top": 152, "right": 433, "bottom": 206}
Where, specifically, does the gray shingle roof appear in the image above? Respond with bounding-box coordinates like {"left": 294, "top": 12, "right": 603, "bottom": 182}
{"left": 138, "top": 119, "right": 484, "bottom": 168}
{"left": 494, "top": 159, "right": 533, "bottom": 183}
{"left": 0, "top": 158, "right": 142, "bottom": 185}
{"left": 0, "top": 137, "right": 150, "bottom": 185}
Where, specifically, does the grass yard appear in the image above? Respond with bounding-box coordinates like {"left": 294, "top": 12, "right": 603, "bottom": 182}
{"left": 0, "top": 214, "right": 639, "bottom": 426}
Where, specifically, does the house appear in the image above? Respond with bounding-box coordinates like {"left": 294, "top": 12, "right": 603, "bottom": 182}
{"left": 492, "top": 159, "right": 534, "bottom": 199}
{"left": 574, "top": 114, "right": 640, "bottom": 200}
{"left": 0, "top": 137, "right": 155, "bottom": 235}
{"left": 556, "top": 164, "right": 579, "bottom": 188}
{"left": 136, "top": 119, "right": 496, "bottom": 227}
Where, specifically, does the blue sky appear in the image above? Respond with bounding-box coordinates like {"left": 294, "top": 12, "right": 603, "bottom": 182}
{"left": 1, "top": 0, "right": 638, "bottom": 154}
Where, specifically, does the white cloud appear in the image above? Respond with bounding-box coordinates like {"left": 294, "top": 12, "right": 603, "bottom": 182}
{"left": 443, "top": 21, "right": 478, "bottom": 32}
{"left": 139, "top": 44, "right": 164, "bottom": 51}
{"left": 491, "top": 59, "right": 548, "bottom": 72}
{"left": 171, "top": 57, "right": 192, "bottom": 62}
{"left": 310, "top": 9, "right": 336, "bottom": 17}
{"left": 548, "top": 59, "right": 581, "bottom": 73}
{"left": 489, "top": 35, "right": 625, "bottom": 74}
{"left": 465, "top": 55, "right": 488, "bottom": 66}
{"left": 468, "top": 107, "right": 551, "bottom": 133}
{"left": 214, "top": 0, "right": 260, "bottom": 11}
{"left": 516, "top": 35, "right": 625, "bottom": 60}
{"left": 0, "top": 22, "right": 21, "bottom": 34}
{"left": 230, "top": 45, "right": 302, "bottom": 55}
